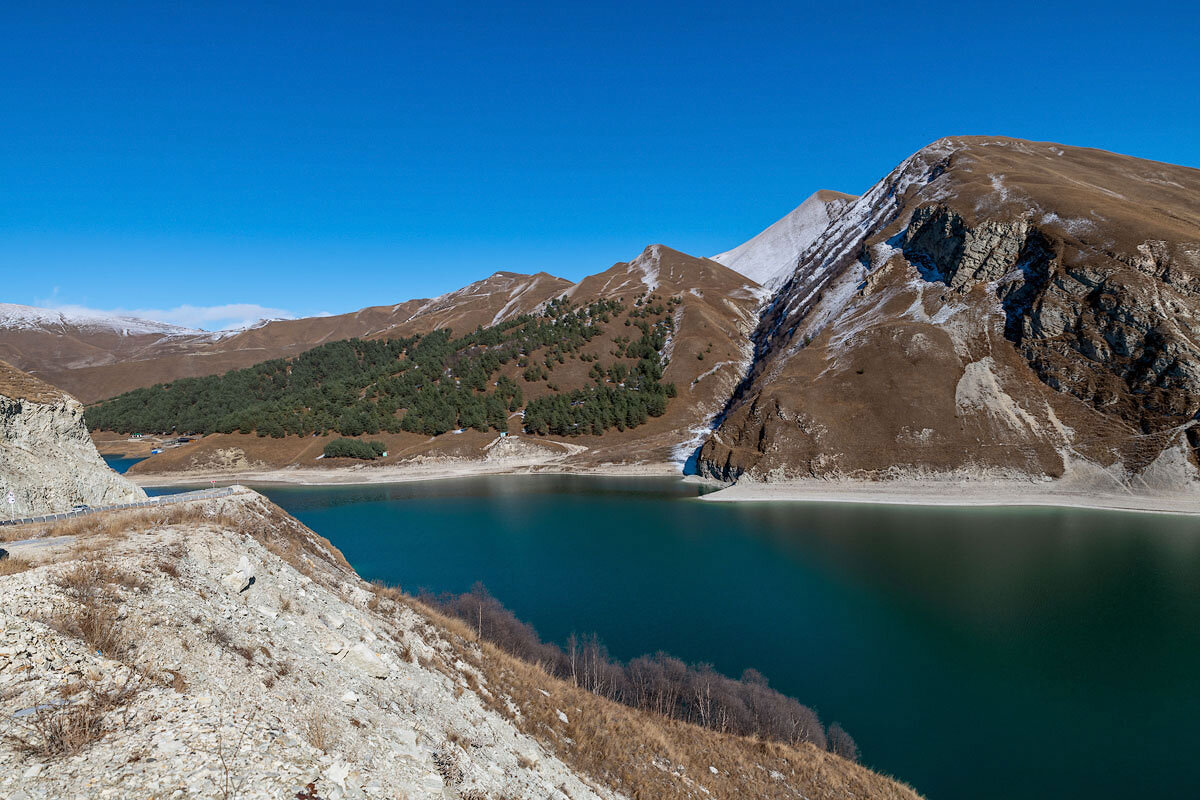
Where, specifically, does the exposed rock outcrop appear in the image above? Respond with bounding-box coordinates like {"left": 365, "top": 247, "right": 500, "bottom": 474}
{"left": 699, "top": 137, "right": 1200, "bottom": 494}
{"left": 0, "top": 360, "right": 145, "bottom": 516}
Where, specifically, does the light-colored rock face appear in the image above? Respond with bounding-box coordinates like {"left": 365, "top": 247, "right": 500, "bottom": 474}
{"left": 0, "top": 493, "right": 622, "bottom": 800}
{"left": 0, "top": 361, "right": 145, "bottom": 516}
{"left": 699, "top": 137, "right": 1200, "bottom": 491}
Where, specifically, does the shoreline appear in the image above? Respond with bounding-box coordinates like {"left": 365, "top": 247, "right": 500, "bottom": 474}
{"left": 126, "top": 460, "right": 1200, "bottom": 516}
{"left": 129, "top": 460, "right": 687, "bottom": 488}
{"left": 699, "top": 479, "right": 1200, "bottom": 516}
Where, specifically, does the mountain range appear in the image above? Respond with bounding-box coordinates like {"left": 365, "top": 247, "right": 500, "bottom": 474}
{"left": 4, "top": 135, "right": 1198, "bottom": 498}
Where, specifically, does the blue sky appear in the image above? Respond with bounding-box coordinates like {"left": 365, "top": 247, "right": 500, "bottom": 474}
{"left": 1, "top": 0, "right": 1197, "bottom": 329}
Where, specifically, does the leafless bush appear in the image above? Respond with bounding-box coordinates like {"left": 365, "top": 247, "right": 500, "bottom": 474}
{"left": 3, "top": 672, "right": 144, "bottom": 758}
{"left": 827, "top": 722, "right": 860, "bottom": 763}
{"left": 5, "top": 702, "right": 106, "bottom": 757}
{"left": 302, "top": 709, "right": 337, "bottom": 753}
{"left": 422, "top": 582, "right": 833, "bottom": 750}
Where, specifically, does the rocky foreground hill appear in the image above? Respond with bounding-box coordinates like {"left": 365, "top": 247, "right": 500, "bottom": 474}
{"left": 0, "top": 360, "right": 144, "bottom": 516}
{"left": 0, "top": 491, "right": 918, "bottom": 799}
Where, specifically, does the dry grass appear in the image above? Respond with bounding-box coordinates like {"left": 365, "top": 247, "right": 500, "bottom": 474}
{"left": 58, "top": 561, "right": 147, "bottom": 596}
{"left": 48, "top": 598, "right": 129, "bottom": 659}
{"left": 3, "top": 673, "right": 144, "bottom": 759}
{"left": 44, "top": 561, "right": 149, "bottom": 660}
{"left": 401, "top": 595, "right": 924, "bottom": 800}
{"left": 5, "top": 702, "right": 106, "bottom": 758}
{"left": 301, "top": 709, "right": 338, "bottom": 753}
{"left": 0, "top": 555, "right": 33, "bottom": 576}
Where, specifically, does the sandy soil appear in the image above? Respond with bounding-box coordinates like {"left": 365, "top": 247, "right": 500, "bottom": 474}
{"left": 130, "top": 459, "right": 683, "bottom": 488}
{"left": 129, "top": 457, "right": 1200, "bottom": 517}
{"left": 699, "top": 478, "right": 1200, "bottom": 516}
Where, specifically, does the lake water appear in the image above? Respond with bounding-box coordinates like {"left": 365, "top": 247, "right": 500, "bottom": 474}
{"left": 149, "top": 475, "right": 1200, "bottom": 799}
{"left": 103, "top": 455, "right": 146, "bottom": 474}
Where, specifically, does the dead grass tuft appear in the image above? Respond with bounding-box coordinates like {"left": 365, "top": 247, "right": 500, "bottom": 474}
{"left": 3, "top": 673, "right": 144, "bottom": 759}
{"left": 6, "top": 702, "right": 106, "bottom": 758}
{"left": 0, "top": 555, "right": 33, "bottom": 576}
{"left": 301, "top": 709, "right": 338, "bottom": 753}
{"left": 47, "top": 598, "right": 129, "bottom": 659}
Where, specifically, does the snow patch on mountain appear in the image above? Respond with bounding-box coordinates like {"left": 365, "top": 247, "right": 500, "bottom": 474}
{"left": 711, "top": 191, "right": 855, "bottom": 288}
{"left": 0, "top": 303, "right": 204, "bottom": 337}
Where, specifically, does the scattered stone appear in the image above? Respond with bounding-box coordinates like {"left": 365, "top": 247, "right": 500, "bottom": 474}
{"left": 344, "top": 643, "right": 388, "bottom": 679}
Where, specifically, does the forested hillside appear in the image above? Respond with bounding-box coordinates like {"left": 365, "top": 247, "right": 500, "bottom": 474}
{"left": 86, "top": 295, "right": 680, "bottom": 439}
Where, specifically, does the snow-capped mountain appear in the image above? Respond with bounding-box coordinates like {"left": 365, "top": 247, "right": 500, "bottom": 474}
{"left": 711, "top": 190, "right": 856, "bottom": 288}
{"left": 0, "top": 303, "right": 204, "bottom": 337}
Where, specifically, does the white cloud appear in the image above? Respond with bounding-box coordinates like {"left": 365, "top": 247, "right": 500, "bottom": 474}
{"left": 39, "top": 302, "right": 298, "bottom": 332}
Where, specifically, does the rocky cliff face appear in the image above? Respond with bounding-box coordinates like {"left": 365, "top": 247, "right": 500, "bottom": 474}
{"left": 0, "top": 360, "right": 145, "bottom": 516}
{"left": 699, "top": 137, "right": 1200, "bottom": 493}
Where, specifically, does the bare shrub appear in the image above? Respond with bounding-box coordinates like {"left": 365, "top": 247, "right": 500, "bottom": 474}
{"left": 827, "top": 722, "right": 860, "bottom": 763}
{"left": 421, "top": 583, "right": 833, "bottom": 750}
{"left": 5, "top": 702, "right": 106, "bottom": 757}
{"left": 4, "top": 673, "right": 143, "bottom": 759}
{"left": 302, "top": 709, "right": 337, "bottom": 752}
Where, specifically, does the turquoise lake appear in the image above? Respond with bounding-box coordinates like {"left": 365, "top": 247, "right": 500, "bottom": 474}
{"left": 145, "top": 474, "right": 1200, "bottom": 799}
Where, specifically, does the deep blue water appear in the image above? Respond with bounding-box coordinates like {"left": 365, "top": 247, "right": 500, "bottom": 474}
{"left": 102, "top": 455, "right": 146, "bottom": 474}
{"left": 148, "top": 475, "right": 1200, "bottom": 799}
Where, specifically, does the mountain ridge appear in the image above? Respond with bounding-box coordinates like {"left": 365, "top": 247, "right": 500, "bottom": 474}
{"left": 697, "top": 135, "right": 1200, "bottom": 495}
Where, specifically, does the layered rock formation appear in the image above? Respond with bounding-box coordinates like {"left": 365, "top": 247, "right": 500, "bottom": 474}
{"left": 0, "top": 360, "right": 145, "bottom": 516}
{"left": 699, "top": 137, "right": 1200, "bottom": 494}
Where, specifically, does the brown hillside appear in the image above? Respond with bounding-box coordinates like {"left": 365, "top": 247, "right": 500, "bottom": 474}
{"left": 699, "top": 136, "right": 1200, "bottom": 493}
{"left": 1, "top": 273, "right": 571, "bottom": 403}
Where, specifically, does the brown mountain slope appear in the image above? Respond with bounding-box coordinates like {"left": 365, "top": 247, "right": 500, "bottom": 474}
{"left": 699, "top": 136, "right": 1200, "bottom": 495}
{"left": 118, "top": 246, "right": 763, "bottom": 476}
{"left": 1, "top": 272, "right": 571, "bottom": 402}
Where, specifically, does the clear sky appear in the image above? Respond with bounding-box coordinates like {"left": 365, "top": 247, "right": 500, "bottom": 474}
{"left": 1, "top": 0, "right": 1197, "bottom": 329}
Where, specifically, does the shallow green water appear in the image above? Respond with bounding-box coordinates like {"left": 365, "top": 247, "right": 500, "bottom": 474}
{"left": 177, "top": 476, "right": 1200, "bottom": 799}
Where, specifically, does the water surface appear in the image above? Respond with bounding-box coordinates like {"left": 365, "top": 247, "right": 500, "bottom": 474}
{"left": 102, "top": 454, "right": 146, "bottom": 474}
{"left": 173, "top": 476, "right": 1200, "bottom": 799}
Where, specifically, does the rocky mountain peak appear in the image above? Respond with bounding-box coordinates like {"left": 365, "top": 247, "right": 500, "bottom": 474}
{"left": 698, "top": 136, "right": 1200, "bottom": 494}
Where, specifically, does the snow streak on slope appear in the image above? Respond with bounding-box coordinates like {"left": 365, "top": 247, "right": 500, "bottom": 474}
{"left": 711, "top": 191, "right": 855, "bottom": 288}
{"left": 758, "top": 141, "right": 960, "bottom": 347}
{"left": 0, "top": 303, "right": 205, "bottom": 337}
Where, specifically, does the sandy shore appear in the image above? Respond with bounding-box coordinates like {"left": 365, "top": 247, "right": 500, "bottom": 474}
{"left": 129, "top": 460, "right": 1200, "bottom": 516}
{"left": 130, "top": 460, "right": 684, "bottom": 488}
{"left": 699, "top": 478, "right": 1200, "bottom": 516}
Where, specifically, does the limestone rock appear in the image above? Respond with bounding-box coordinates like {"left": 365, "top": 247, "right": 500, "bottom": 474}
{"left": 344, "top": 642, "right": 388, "bottom": 678}
{"left": 0, "top": 360, "right": 145, "bottom": 516}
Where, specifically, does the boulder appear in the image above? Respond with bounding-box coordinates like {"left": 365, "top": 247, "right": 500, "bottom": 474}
{"left": 344, "top": 643, "right": 388, "bottom": 678}
{"left": 222, "top": 555, "right": 255, "bottom": 593}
